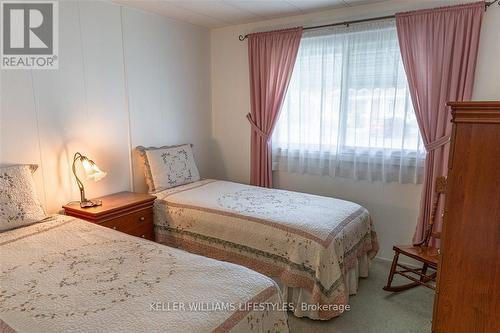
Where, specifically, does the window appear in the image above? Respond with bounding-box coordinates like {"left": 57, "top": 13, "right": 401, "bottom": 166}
{"left": 272, "top": 20, "right": 425, "bottom": 184}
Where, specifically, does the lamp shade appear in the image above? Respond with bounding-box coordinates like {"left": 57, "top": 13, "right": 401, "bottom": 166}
{"left": 72, "top": 152, "right": 106, "bottom": 208}
{"left": 81, "top": 158, "right": 107, "bottom": 182}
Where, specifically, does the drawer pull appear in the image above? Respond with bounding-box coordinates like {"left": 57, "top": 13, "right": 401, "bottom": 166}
{"left": 139, "top": 217, "right": 145, "bottom": 222}
{"left": 112, "top": 226, "right": 117, "bottom": 230}
{"left": 141, "top": 234, "right": 145, "bottom": 238}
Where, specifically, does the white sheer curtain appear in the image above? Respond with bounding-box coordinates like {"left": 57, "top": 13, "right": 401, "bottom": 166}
{"left": 272, "top": 20, "right": 425, "bottom": 184}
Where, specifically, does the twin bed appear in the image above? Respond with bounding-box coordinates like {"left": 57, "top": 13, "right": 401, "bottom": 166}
{"left": 137, "top": 144, "right": 379, "bottom": 321}
{"left": 1, "top": 143, "right": 378, "bottom": 332}
{"left": 153, "top": 179, "right": 378, "bottom": 320}
{"left": 0, "top": 215, "right": 288, "bottom": 333}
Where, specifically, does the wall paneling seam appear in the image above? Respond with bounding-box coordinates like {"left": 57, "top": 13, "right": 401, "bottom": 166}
{"left": 29, "top": 70, "right": 48, "bottom": 210}
{"left": 77, "top": 2, "right": 89, "bottom": 121}
{"left": 120, "top": 6, "right": 135, "bottom": 192}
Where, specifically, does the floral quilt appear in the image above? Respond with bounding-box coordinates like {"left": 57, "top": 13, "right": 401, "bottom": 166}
{"left": 0, "top": 215, "right": 288, "bottom": 333}
{"left": 154, "top": 180, "right": 379, "bottom": 320}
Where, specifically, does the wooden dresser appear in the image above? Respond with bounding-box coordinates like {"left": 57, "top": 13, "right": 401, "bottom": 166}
{"left": 63, "top": 192, "right": 156, "bottom": 241}
{"left": 432, "top": 102, "right": 500, "bottom": 333}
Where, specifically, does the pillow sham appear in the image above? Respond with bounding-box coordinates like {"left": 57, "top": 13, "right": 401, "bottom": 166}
{"left": 0, "top": 164, "right": 47, "bottom": 232}
{"left": 136, "top": 144, "right": 200, "bottom": 193}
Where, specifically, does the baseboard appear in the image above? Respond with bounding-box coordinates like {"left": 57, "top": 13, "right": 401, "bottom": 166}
{"left": 374, "top": 255, "right": 420, "bottom": 268}
{"left": 374, "top": 256, "right": 392, "bottom": 263}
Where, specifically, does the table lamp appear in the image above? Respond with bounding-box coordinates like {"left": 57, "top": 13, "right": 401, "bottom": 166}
{"left": 72, "top": 152, "right": 107, "bottom": 208}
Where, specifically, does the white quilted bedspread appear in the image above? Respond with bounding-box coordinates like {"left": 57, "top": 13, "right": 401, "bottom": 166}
{"left": 0, "top": 215, "right": 288, "bottom": 333}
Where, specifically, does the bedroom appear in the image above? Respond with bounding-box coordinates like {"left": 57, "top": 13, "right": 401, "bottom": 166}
{"left": 0, "top": 0, "right": 499, "bottom": 332}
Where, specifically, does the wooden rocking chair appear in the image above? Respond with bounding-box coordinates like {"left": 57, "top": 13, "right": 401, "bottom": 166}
{"left": 383, "top": 176, "right": 446, "bottom": 292}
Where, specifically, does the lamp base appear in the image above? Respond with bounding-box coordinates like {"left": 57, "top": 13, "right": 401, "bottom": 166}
{"left": 80, "top": 199, "right": 102, "bottom": 208}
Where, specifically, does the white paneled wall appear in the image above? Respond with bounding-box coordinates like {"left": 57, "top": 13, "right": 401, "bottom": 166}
{"left": 121, "top": 7, "right": 212, "bottom": 192}
{"left": 0, "top": 1, "right": 212, "bottom": 212}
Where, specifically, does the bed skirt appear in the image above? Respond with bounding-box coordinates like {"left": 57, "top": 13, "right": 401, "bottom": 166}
{"left": 156, "top": 230, "right": 375, "bottom": 320}
{"left": 273, "top": 253, "right": 370, "bottom": 320}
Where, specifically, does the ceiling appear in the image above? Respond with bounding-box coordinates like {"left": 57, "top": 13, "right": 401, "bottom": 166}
{"left": 113, "top": 0, "right": 389, "bottom": 29}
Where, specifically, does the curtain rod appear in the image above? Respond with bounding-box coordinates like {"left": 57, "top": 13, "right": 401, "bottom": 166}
{"left": 238, "top": 0, "right": 499, "bottom": 41}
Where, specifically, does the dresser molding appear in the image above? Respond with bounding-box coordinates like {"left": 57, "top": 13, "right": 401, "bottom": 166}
{"left": 448, "top": 101, "right": 500, "bottom": 123}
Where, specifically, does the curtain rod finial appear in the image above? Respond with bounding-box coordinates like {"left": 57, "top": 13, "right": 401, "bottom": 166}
{"left": 238, "top": 34, "right": 247, "bottom": 41}
{"left": 485, "top": 0, "right": 499, "bottom": 10}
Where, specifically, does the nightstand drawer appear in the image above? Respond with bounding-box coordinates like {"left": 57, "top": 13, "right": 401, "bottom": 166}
{"left": 126, "top": 223, "right": 154, "bottom": 241}
{"left": 100, "top": 208, "right": 153, "bottom": 233}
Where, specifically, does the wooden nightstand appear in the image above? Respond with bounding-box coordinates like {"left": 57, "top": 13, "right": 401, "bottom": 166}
{"left": 63, "top": 192, "right": 156, "bottom": 241}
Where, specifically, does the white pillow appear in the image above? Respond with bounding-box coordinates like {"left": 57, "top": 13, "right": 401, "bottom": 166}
{"left": 136, "top": 144, "right": 200, "bottom": 192}
{"left": 0, "top": 165, "right": 47, "bottom": 231}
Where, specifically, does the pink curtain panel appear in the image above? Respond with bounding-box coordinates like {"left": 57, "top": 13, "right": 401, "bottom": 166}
{"left": 396, "top": 1, "right": 484, "bottom": 246}
{"left": 247, "top": 27, "right": 303, "bottom": 188}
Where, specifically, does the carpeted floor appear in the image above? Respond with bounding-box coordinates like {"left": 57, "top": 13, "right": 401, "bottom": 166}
{"left": 288, "top": 259, "right": 434, "bottom": 333}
